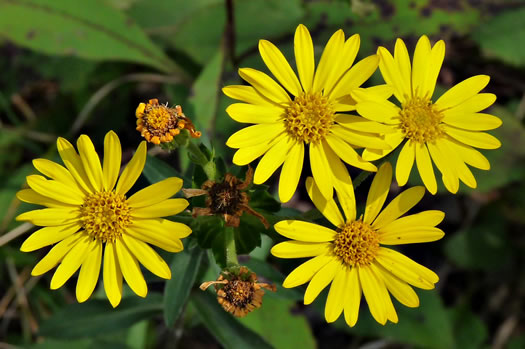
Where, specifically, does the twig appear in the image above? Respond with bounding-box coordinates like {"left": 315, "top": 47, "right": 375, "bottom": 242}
{"left": 225, "top": 0, "right": 237, "bottom": 67}
{"left": 70, "top": 73, "right": 184, "bottom": 135}
{"left": 10, "top": 94, "right": 36, "bottom": 122}
{"left": 6, "top": 259, "right": 38, "bottom": 338}
{"left": 0, "top": 267, "right": 31, "bottom": 318}
{"left": 0, "top": 223, "right": 34, "bottom": 247}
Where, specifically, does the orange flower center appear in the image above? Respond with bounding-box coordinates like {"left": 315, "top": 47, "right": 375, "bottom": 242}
{"left": 333, "top": 220, "right": 380, "bottom": 267}
{"left": 284, "top": 92, "right": 335, "bottom": 144}
{"left": 80, "top": 191, "right": 132, "bottom": 243}
{"left": 399, "top": 97, "right": 444, "bottom": 143}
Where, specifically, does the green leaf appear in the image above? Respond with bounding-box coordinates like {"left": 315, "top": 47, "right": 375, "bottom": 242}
{"left": 472, "top": 8, "right": 525, "bottom": 66}
{"left": 191, "top": 291, "right": 273, "bottom": 349}
{"left": 248, "top": 184, "right": 281, "bottom": 213}
{"left": 39, "top": 294, "right": 163, "bottom": 339}
{"left": 164, "top": 247, "right": 204, "bottom": 327}
{"left": 448, "top": 306, "right": 488, "bottom": 349}
{"left": 0, "top": 0, "right": 181, "bottom": 73}
{"left": 236, "top": 215, "right": 263, "bottom": 254}
{"left": 340, "top": 290, "right": 454, "bottom": 349}
{"left": 239, "top": 296, "right": 316, "bottom": 349}
{"left": 189, "top": 48, "right": 225, "bottom": 143}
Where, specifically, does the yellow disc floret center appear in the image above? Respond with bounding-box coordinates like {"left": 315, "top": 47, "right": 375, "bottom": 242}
{"left": 333, "top": 220, "right": 380, "bottom": 267}
{"left": 399, "top": 97, "right": 444, "bottom": 143}
{"left": 284, "top": 92, "right": 335, "bottom": 144}
{"left": 80, "top": 191, "right": 132, "bottom": 243}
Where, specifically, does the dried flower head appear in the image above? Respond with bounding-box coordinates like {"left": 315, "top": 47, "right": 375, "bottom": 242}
{"left": 183, "top": 167, "right": 269, "bottom": 229}
{"left": 136, "top": 99, "right": 201, "bottom": 145}
{"left": 200, "top": 266, "right": 276, "bottom": 317}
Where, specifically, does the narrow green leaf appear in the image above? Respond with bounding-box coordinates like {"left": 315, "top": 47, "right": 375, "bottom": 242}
{"left": 0, "top": 0, "right": 181, "bottom": 74}
{"left": 191, "top": 291, "right": 273, "bottom": 349}
{"left": 163, "top": 247, "right": 204, "bottom": 327}
{"left": 39, "top": 295, "right": 163, "bottom": 339}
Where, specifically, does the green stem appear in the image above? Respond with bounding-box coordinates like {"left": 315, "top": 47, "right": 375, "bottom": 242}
{"left": 224, "top": 227, "right": 239, "bottom": 266}
{"left": 185, "top": 141, "right": 217, "bottom": 180}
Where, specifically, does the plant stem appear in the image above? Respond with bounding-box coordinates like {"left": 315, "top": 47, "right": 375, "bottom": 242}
{"left": 185, "top": 141, "right": 217, "bottom": 180}
{"left": 224, "top": 227, "right": 239, "bottom": 266}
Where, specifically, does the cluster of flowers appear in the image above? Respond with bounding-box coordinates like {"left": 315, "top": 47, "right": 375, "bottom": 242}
{"left": 16, "top": 24, "right": 500, "bottom": 327}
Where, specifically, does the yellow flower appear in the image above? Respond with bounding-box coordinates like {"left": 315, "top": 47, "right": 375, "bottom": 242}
{"left": 16, "top": 131, "right": 191, "bottom": 307}
{"left": 355, "top": 35, "right": 502, "bottom": 194}
{"left": 223, "top": 24, "right": 393, "bottom": 203}
{"left": 271, "top": 163, "right": 444, "bottom": 326}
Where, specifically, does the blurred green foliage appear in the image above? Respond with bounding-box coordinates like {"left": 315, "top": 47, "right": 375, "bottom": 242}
{"left": 1, "top": 0, "right": 524, "bottom": 348}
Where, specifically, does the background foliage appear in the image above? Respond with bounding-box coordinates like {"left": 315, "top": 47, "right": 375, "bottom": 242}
{"left": 0, "top": 0, "right": 524, "bottom": 348}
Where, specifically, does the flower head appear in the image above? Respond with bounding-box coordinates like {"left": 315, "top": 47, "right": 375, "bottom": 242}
{"left": 355, "top": 36, "right": 502, "bottom": 194}
{"left": 271, "top": 163, "right": 444, "bottom": 326}
{"left": 200, "top": 266, "right": 276, "bottom": 317}
{"left": 223, "top": 24, "right": 393, "bottom": 203}
{"left": 136, "top": 99, "right": 201, "bottom": 145}
{"left": 182, "top": 167, "right": 269, "bottom": 229}
{"left": 16, "top": 131, "right": 192, "bottom": 307}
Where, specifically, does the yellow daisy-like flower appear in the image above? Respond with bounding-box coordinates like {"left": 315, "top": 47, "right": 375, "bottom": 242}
{"left": 223, "top": 24, "right": 393, "bottom": 203}
{"left": 355, "top": 35, "right": 502, "bottom": 194}
{"left": 16, "top": 131, "right": 191, "bottom": 307}
{"left": 271, "top": 162, "right": 444, "bottom": 326}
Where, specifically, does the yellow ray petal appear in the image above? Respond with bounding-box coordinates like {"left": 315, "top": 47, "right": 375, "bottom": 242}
{"left": 379, "top": 226, "right": 445, "bottom": 245}
{"left": 377, "top": 46, "right": 410, "bottom": 104}
{"left": 282, "top": 254, "right": 332, "bottom": 288}
{"left": 102, "top": 131, "right": 122, "bottom": 191}
{"left": 16, "top": 208, "right": 79, "bottom": 226}
{"left": 77, "top": 135, "right": 104, "bottom": 192}
{"left": 394, "top": 38, "right": 411, "bottom": 95}
{"left": 438, "top": 138, "right": 477, "bottom": 188}
{"left": 324, "top": 147, "right": 356, "bottom": 222}
{"left": 239, "top": 68, "right": 291, "bottom": 104}
{"left": 309, "top": 141, "right": 333, "bottom": 199}
{"left": 425, "top": 40, "right": 445, "bottom": 98}
{"left": 259, "top": 39, "right": 302, "bottom": 97}
{"left": 26, "top": 175, "right": 84, "bottom": 205}
{"left": 343, "top": 267, "right": 361, "bottom": 327}
{"left": 330, "top": 125, "right": 390, "bottom": 150}
{"left": 76, "top": 240, "right": 102, "bottom": 303}
{"left": 336, "top": 114, "right": 395, "bottom": 134}
{"left": 325, "top": 263, "right": 347, "bottom": 323}
{"left": 32, "top": 158, "right": 76, "bottom": 188}
{"left": 294, "top": 24, "right": 315, "bottom": 92}
{"left": 131, "top": 198, "right": 188, "bottom": 218}
{"left": 427, "top": 141, "right": 459, "bottom": 194}
{"left": 51, "top": 234, "right": 92, "bottom": 290}
{"left": 115, "top": 239, "right": 147, "bottom": 297}
{"left": 274, "top": 220, "right": 336, "bottom": 242}
{"left": 378, "top": 265, "right": 419, "bottom": 307}
{"left": 443, "top": 125, "right": 501, "bottom": 149}
{"left": 372, "top": 186, "right": 425, "bottom": 230}
{"left": 330, "top": 54, "right": 378, "bottom": 100}
{"left": 395, "top": 140, "right": 415, "bottom": 186}
{"left": 355, "top": 99, "right": 401, "bottom": 124}
{"left": 16, "top": 189, "right": 74, "bottom": 208}
{"left": 232, "top": 137, "right": 279, "bottom": 165}
{"left": 254, "top": 136, "right": 292, "bottom": 185}
{"left": 271, "top": 241, "right": 330, "bottom": 259}
{"left": 411, "top": 35, "right": 432, "bottom": 98}
{"left": 122, "top": 234, "right": 171, "bottom": 279}
{"left": 312, "top": 29, "right": 345, "bottom": 93}
{"left": 376, "top": 247, "right": 438, "bottom": 289}
{"left": 222, "top": 85, "right": 275, "bottom": 105}
{"left": 126, "top": 219, "right": 186, "bottom": 252}
{"left": 325, "top": 34, "right": 361, "bottom": 96}
{"left": 103, "top": 241, "right": 123, "bottom": 308}
{"left": 362, "top": 131, "right": 405, "bottom": 161}
{"left": 116, "top": 141, "right": 147, "bottom": 195}
{"left": 415, "top": 143, "right": 437, "bottom": 194}
{"left": 442, "top": 112, "right": 502, "bottom": 131}
{"left": 364, "top": 162, "right": 392, "bottom": 225}
{"left": 57, "top": 137, "right": 94, "bottom": 193}
{"left": 31, "top": 233, "right": 83, "bottom": 276}
{"left": 128, "top": 177, "right": 183, "bottom": 208}
{"left": 225, "top": 103, "right": 284, "bottom": 124}
{"left": 21, "top": 223, "right": 80, "bottom": 252}
{"left": 358, "top": 266, "right": 387, "bottom": 325}
{"left": 435, "top": 75, "right": 490, "bottom": 110}
{"left": 441, "top": 93, "right": 496, "bottom": 115}
{"left": 304, "top": 259, "right": 339, "bottom": 304}
{"left": 445, "top": 138, "right": 490, "bottom": 170}
{"left": 279, "top": 141, "right": 304, "bottom": 203}
{"left": 379, "top": 210, "right": 445, "bottom": 232}
{"left": 306, "top": 177, "right": 344, "bottom": 227}
{"left": 226, "top": 123, "right": 284, "bottom": 148}
{"left": 325, "top": 133, "right": 378, "bottom": 171}
{"left": 369, "top": 263, "right": 398, "bottom": 323}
